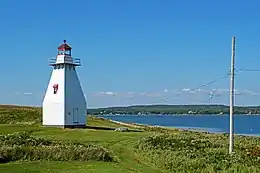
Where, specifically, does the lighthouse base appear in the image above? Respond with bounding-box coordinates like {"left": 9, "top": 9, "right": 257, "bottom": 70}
{"left": 43, "top": 124, "right": 86, "bottom": 129}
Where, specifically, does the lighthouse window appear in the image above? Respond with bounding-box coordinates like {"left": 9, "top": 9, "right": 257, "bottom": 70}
{"left": 65, "top": 50, "right": 71, "bottom": 56}
{"left": 58, "top": 50, "right": 64, "bottom": 55}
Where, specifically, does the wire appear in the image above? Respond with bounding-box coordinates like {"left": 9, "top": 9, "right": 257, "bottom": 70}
{"left": 127, "top": 67, "right": 260, "bottom": 113}
{"left": 139, "top": 72, "right": 231, "bottom": 106}
{"left": 236, "top": 68, "right": 260, "bottom": 72}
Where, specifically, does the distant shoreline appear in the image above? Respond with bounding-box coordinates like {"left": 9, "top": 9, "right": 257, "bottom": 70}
{"left": 87, "top": 104, "right": 260, "bottom": 115}
{"left": 95, "top": 113, "right": 260, "bottom": 116}
{"left": 1, "top": 104, "right": 260, "bottom": 116}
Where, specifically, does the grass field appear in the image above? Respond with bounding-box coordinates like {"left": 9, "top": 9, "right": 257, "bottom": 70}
{"left": 0, "top": 105, "right": 160, "bottom": 173}
{"left": 1, "top": 105, "right": 260, "bottom": 173}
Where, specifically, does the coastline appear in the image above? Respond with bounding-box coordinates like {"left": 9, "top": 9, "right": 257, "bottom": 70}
{"left": 99, "top": 117, "right": 260, "bottom": 137}
{"left": 97, "top": 113, "right": 260, "bottom": 116}
{"left": 97, "top": 116, "right": 173, "bottom": 130}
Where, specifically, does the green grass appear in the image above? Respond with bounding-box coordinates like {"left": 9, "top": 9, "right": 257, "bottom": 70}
{"left": 0, "top": 125, "right": 158, "bottom": 173}
{"left": 1, "top": 105, "right": 260, "bottom": 172}
{"left": 0, "top": 105, "right": 159, "bottom": 173}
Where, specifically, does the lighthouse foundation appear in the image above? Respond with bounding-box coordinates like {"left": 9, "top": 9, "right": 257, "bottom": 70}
{"left": 43, "top": 124, "right": 86, "bottom": 128}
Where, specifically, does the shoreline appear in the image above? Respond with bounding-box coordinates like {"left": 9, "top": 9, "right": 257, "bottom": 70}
{"left": 96, "top": 114, "right": 260, "bottom": 116}
{"left": 99, "top": 117, "right": 260, "bottom": 138}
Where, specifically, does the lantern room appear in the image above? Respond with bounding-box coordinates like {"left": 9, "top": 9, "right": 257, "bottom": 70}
{"left": 58, "top": 40, "right": 72, "bottom": 56}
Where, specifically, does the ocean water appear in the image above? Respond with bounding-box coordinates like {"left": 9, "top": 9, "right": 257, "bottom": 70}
{"left": 99, "top": 115, "right": 260, "bottom": 136}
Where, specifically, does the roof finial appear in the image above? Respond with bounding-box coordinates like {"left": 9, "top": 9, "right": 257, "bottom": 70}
{"left": 63, "top": 40, "right": 66, "bottom": 44}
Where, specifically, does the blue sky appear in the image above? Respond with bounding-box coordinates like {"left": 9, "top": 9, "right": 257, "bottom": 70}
{"left": 1, "top": 0, "right": 260, "bottom": 108}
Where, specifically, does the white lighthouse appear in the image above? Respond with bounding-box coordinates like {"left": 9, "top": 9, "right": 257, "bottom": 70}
{"left": 42, "top": 40, "right": 87, "bottom": 128}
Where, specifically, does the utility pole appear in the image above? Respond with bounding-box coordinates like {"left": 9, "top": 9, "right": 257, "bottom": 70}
{"left": 229, "top": 36, "right": 236, "bottom": 155}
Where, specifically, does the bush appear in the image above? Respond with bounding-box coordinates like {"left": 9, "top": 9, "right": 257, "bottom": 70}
{"left": 134, "top": 133, "right": 260, "bottom": 172}
{"left": 0, "top": 131, "right": 115, "bottom": 163}
{"left": 0, "top": 131, "right": 52, "bottom": 146}
{"left": 0, "top": 108, "right": 42, "bottom": 124}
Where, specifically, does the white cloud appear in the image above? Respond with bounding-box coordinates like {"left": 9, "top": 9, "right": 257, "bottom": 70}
{"left": 182, "top": 88, "right": 191, "bottom": 92}
{"left": 92, "top": 91, "right": 117, "bottom": 97}
{"left": 207, "top": 88, "right": 260, "bottom": 96}
{"left": 23, "top": 92, "right": 33, "bottom": 95}
{"left": 121, "top": 92, "right": 135, "bottom": 98}
{"left": 178, "top": 88, "right": 260, "bottom": 97}
{"left": 104, "top": 91, "right": 115, "bottom": 96}
{"left": 234, "top": 89, "right": 260, "bottom": 96}
{"left": 84, "top": 88, "right": 260, "bottom": 107}
{"left": 181, "top": 88, "right": 207, "bottom": 94}
{"left": 90, "top": 88, "right": 260, "bottom": 99}
{"left": 139, "top": 92, "right": 162, "bottom": 97}
{"left": 195, "top": 88, "right": 209, "bottom": 93}
{"left": 14, "top": 92, "right": 33, "bottom": 95}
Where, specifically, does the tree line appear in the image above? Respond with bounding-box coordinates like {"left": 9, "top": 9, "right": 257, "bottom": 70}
{"left": 87, "top": 104, "right": 260, "bottom": 115}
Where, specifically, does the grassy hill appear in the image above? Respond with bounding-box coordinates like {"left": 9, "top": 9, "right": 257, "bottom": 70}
{"left": 1, "top": 105, "right": 260, "bottom": 172}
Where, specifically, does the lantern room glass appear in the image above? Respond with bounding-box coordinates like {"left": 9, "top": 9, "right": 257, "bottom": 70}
{"left": 58, "top": 49, "right": 71, "bottom": 56}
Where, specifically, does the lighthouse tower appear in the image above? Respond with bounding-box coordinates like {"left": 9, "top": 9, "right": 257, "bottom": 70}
{"left": 42, "top": 40, "right": 87, "bottom": 128}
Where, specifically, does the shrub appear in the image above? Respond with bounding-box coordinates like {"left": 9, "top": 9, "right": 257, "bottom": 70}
{"left": 0, "top": 109, "right": 42, "bottom": 124}
{"left": 135, "top": 133, "right": 260, "bottom": 172}
{"left": 0, "top": 131, "right": 52, "bottom": 146}
{"left": 0, "top": 132, "right": 115, "bottom": 163}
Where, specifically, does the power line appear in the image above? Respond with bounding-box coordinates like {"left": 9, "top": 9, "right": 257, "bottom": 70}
{"left": 129, "top": 65, "right": 260, "bottom": 108}
{"left": 141, "top": 72, "right": 231, "bottom": 105}
{"left": 236, "top": 68, "right": 260, "bottom": 72}
{"left": 129, "top": 64, "right": 260, "bottom": 109}
{"left": 126, "top": 72, "right": 232, "bottom": 119}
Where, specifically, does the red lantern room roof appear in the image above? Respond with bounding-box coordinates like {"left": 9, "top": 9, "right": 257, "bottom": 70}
{"left": 58, "top": 40, "right": 72, "bottom": 51}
